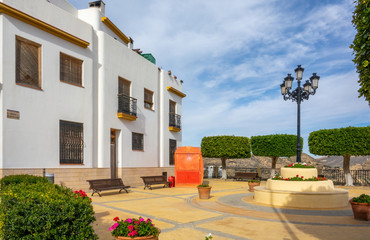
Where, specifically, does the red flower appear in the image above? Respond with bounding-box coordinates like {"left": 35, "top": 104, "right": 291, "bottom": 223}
{"left": 114, "top": 217, "right": 120, "bottom": 221}
{"left": 301, "top": 176, "right": 304, "bottom": 178}
{"left": 128, "top": 225, "right": 134, "bottom": 231}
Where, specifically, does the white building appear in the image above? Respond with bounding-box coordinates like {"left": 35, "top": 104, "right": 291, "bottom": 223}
{"left": 0, "top": 0, "right": 185, "bottom": 189}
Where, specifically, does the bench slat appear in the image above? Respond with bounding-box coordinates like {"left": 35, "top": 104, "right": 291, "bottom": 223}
{"left": 86, "top": 178, "right": 130, "bottom": 197}
{"left": 140, "top": 176, "right": 170, "bottom": 190}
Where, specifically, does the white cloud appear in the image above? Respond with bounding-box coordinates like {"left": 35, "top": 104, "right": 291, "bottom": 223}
{"left": 71, "top": 0, "right": 368, "bottom": 153}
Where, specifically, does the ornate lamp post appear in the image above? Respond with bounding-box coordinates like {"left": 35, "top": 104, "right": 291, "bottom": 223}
{"left": 280, "top": 65, "right": 320, "bottom": 162}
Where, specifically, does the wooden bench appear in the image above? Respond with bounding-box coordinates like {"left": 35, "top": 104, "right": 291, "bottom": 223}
{"left": 232, "top": 172, "right": 260, "bottom": 181}
{"left": 86, "top": 178, "right": 130, "bottom": 197}
{"left": 140, "top": 175, "right": 170, "bottom": 190}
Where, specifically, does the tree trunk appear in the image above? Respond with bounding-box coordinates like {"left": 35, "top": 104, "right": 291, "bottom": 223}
{"left": 343, "top": 154, "right": 353, "bottom": 186}
{"left": 270, "top": 156, "right": 278, "bottom": 178}
{"left": 221, "top": 157, "right": 227, "bottom": 180}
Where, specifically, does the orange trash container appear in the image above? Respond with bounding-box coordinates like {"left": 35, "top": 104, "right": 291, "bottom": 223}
{"left": 174, "top": 146, "right": 203, "bottom": 187}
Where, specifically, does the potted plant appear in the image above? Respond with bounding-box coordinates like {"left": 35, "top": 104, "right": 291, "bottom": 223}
{"left": 197, "top": 184, "right": 212, "bottom": 199}
{"left": 109, "top": 216, "right": 160, "bottom": 239}
{"left": 350, "top": 194, "right": 370, "bottom": 221}
{"left": 248, "top": 179, "right": 260, "bottom": 192}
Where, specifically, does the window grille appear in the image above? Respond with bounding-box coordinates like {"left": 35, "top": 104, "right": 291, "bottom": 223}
{"left": 132, "top": 132, "right": 144, "bottom": 151}
{"left": 60, "top": 53, "right": 83, "bottom": 86}
{"left": 60, "top": 120, "right": 84, "bottom": 164}
{"left": 144, "top": 89, "right": 154, "bottom": 109}
{"left": 169, "top": 139, "right": 177, "bottom": 165}
{"left": 16, "top": 36, "right": 41, "bottom": 88}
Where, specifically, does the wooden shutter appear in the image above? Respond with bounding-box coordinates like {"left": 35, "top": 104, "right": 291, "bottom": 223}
{"left": 16, "top": 36, "right": 41, "bottom": 88}
{"left": 119, "top": 77, "right": 130, "bottom": 96}
{"left": 60, "top": 53, "right": 83, "bottom": 86}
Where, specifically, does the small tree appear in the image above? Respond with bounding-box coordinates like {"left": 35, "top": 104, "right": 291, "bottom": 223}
{"left": 350, "top": 0, "right": 370, "bottom": 105}
{"left": 201, "top": 136, "right": 251, "bottom": 179}
{"left": 251, "top": 134, "right": 301, "bottom": 177}
{"left": 308, "top": 126, "right": 370, "bottom": 186}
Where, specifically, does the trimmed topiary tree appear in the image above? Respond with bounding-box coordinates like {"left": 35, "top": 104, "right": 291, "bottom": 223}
{"left": 201, "top": 136, "right": 251, "bottom": 179}
{"left": 251, "top": 134, "right": 302, "bottom": 177}
{"left": 350, "top": 0, "right": 370, "bottom": 105}
{"left": 309, "top": 126, "right": 370, "bottom": 186}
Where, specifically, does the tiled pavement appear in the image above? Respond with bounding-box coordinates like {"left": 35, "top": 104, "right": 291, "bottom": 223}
{"left": 90, "top": 180, "right": 370, "bottom": 240}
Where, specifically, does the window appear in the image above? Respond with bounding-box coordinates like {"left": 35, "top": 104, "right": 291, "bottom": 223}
{"left": 169, "top": 139, "right": 177, "bottom": 165}
{"left": 132, "top": 132, "right": 144, "bottom": 151}
{"left": 169, "top": 100, "right": 176, "bottom": 114}
{"left": 60, "top": 120, "right": 84, "bottom": 164}
{"left": 144, "top": 89, "right": 154, "bottom": 110}
{"left": 118, "top": 77, "right": 131, "bottom": 96}
{"left": 60, "top": 52, "right": 83, "bottom": 86}
{"left": 16, "top": 36, "right": 41, "bottom": 89}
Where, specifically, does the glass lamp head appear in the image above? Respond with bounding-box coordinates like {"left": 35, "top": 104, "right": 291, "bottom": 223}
{"left": 310, "top": 73, "right": 320, "bottom": 89}
{"left": 284, "top": 74, "right": 294, "bottom": 89}
{"left": 294, "top": 65, "right": 304, "bottom": 80}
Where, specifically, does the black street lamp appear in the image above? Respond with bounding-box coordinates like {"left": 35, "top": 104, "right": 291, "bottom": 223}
{"left": 281, "top": 65, "right": 320, "bottom": 162}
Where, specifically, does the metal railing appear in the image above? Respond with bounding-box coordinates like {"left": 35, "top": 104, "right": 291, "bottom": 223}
{"left": 169, "top": 113, "right": 181, "bottom": 129}
{"left": 320, "top": 169, "right": 369, "bottom": 186}
{"left": 203, "top": 166, "right": 369, "bottom": 185}
{"left": 118, "top": 94, "right": 137, "bottom": 116}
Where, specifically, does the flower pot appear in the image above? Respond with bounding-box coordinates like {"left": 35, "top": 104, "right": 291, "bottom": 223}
{"left": 197, "top": 186, "right": 212, "bottom": 199}
{"left": 248, "top": 182, "right": 260, "bottom": 192}
{"left": 116, "top": 235, "right": 159, "bottom": 240}
{"left": 350, "top": 199, "right": 370, "bottom": 221}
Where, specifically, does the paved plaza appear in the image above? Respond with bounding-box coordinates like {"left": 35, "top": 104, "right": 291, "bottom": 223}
{"left": 90, "top": 179, "right": 370, "bottom": 240}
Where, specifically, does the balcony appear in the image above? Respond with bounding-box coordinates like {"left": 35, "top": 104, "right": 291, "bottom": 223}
{"left": 117, "top": 94, "right": 137, "bottom": 121}
{"left": 169, "top": 113, "right": 181, "bottom": 132}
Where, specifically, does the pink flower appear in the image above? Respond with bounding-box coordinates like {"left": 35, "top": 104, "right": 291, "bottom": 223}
{"left": 146, "top": 218, "right": 152, "bottom": 223}
{"left": 134, "top": 221, "right": 140, "bottom": 225}
{"left": 139, "top": 217, "right": 145, "bottom": 222}
{"left": 125, "top": 218, "right": 133, "bottom": 223}
{"left": 109, "top": 222, "right": 119, "bottom": 231}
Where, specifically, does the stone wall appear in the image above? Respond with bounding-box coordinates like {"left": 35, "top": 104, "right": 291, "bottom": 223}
{"left": 0, "top": 167, "right": 175, "bottom": 191}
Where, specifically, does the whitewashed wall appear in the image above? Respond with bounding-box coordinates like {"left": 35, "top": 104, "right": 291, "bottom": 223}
{"left": 0, "top": 0, "right": 184, "bottom": 172}
{"left": 1, "top": 0, "right": 94, "bottom": 168}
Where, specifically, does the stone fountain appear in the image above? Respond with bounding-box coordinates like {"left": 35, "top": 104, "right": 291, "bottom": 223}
{"left": 254, "top": 167, "right": 349, "bottom": 209}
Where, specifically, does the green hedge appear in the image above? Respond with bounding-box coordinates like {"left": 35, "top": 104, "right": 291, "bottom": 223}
{"left": 251, "top": 134, "right": 302, "bottom": 157}
{"left": 201, "top": 136, "right": 251, "bottom": 159}
{"left": 0, "top": 175, "right": 97, "bottom": 239}
{"left": 308, "top": 126, "right": 370, "bottom": 156}
{"left": 0, "top": 174, "right": 49, "bottom": 189}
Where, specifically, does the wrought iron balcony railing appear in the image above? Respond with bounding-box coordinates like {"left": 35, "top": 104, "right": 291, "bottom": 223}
{"left": 169, "top": 113, "right": 181, "bottom": 129}
{"left": 118, "top": 94, "right": 137, "bottom": 117}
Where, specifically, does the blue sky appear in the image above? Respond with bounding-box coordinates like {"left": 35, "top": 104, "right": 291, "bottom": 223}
{"left": 71, "top": 0, "right": 369, "bottom": 156}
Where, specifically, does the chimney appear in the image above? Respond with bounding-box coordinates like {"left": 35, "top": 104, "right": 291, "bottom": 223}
{"left": 88, "top": 1, "right": 105, "bottom": 15}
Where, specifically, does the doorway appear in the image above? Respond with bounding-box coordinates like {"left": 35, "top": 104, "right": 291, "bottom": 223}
{"left": 110, "top": 129, "right": 117, "bottom": 179}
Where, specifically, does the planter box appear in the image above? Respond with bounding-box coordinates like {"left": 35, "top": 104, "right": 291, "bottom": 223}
{"left": 350, "top": 200, "right": 370, "bottom": 221}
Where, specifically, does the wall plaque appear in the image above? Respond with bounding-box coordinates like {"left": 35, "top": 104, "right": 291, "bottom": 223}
{"left": 7, "top": 110, "right": 20, "bottom": 120}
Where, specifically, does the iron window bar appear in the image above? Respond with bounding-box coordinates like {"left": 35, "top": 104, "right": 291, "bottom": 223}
{"left": 118, "top": 94, "right": 137, "bottom": 116}
{"left": 169, "top": 113, "right": 181, "bottom": 129}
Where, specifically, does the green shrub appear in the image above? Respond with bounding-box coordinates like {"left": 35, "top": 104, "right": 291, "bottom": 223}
{"left": 201, "top": 136, "right": 251, "bottom": 159}
{"left": 251, "top": 134, "right": 301, "bottom": 158}
{"left": 308, "top": 126, "right": 370, "bottom": 156}
{"left": 0, "top": 180, "right": 97, "bottom": 239}
{"left": 0, "top": 174, "right": 49, "bottom": 189}
{"left": 197, "top": 184, "right": 210, "bottom": 187}
{"left": 352, "top": 194, "right": 370, "bottom": 204}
